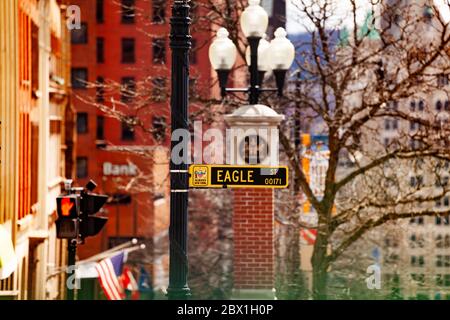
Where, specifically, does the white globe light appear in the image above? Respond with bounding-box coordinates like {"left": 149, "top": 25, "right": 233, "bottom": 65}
{"left": 268, "top": 27, "right": 295, "bottom": 70}
{"left": 208, "top": 28, "right": 237, "bottom": 70}
{"left": 245, "top": 35, "right": 271, "bottom": 72}
{"left": 240, "top": 0, "right": 269, "bottom": 38}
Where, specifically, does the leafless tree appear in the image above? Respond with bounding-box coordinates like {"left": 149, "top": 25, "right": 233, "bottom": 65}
{"left": 199, "top": 0, "right": 450, "bottom": 299}
{"left": 75, "top": 0, "right": 450, "bottom": 300}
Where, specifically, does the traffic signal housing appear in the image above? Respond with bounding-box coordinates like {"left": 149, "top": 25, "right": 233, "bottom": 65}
{"left": 79, "top": 192, "right": 108, "bottom": 240}
{"left": 56, "top": 194, "right": 80, "bottom": 239}
{"left": 55, "top": 180, "right": 109, "bottom": 241}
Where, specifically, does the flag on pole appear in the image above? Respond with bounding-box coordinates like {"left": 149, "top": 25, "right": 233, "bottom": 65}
{"left": 120, "top": 266, "right": 140, "bottom": 300}
{"left": 138, "top": 266, "right": 154, "bottom": 299}
{"left": 95, "top": 252, "right": 125, "bottom": 300}
{"left": 121, "top": 266, "right": 138, "bottom": 291}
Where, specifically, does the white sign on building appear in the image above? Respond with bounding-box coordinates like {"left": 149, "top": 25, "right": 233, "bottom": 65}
{"left": 103, "top": 162, "right": 138, "bottom": 176}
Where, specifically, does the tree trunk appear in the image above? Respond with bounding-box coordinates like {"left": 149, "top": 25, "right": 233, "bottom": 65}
{"left": 283, "top": 223, "right": 306, "bottom": 299}
{"left": 311, "top": 232, "right": 329, "bottom": 300}
{"left": 275, "top": 197, "right": 307, "bottom": 299}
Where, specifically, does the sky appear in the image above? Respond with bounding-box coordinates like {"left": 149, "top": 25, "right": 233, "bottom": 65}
{"left": 286, "top": 0, "right": 450, "bottom": 34}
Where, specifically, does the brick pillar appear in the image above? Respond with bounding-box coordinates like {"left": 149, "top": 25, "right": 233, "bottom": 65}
{"left": 232, "top": 187, "right": 275, "bottom": 299}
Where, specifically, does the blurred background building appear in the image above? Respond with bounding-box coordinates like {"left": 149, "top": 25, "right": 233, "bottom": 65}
{"left": 69, "top": 0, "right": 212, "bottom": 299}
{"left": 0, "top": 0, "right": 73, "bottom": 300}
{"left": 286, "top": 0, "right": 450, "bottom": 299}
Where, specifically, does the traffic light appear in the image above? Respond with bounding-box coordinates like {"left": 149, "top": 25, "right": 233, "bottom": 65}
{"left": 79, "top": 192, "right": 108, "bottom": 240}
{"left": 55, "top": 180, "right": 108, "bottom": 241}
{"left": 56, "top": 194, "right": 80, "bottom": 239}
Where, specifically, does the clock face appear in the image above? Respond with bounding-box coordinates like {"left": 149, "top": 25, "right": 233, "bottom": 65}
{"left": 239, "top": 135, "right": 269, "bottom": 165}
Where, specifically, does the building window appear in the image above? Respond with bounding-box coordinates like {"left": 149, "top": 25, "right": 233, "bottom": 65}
{"left": 410, "top": 217, "right": 424, "bottom": 225}
{"left": 71, "top": 22, "right": 88, "bottom": 44}
{"left": 152, "top": 0, "right": 166, "bottom": 23}
{"left": 151, "top": 77, "right": 167, "bottom": 102}
{"left": 436, "top": 100, "right": 443, "bottom": 111}
{"left": 96, "top": 0, "right": 104, "bottom": 23}
{"left": 152, "top": 116, "right": 166, "bottom": 142}
{"left": 121, "top": 38, "right": 135, "bottom": 63}
{"left": 389, "top": 101, "right": 399, "bottom": 110}
{"left": 445, "top": 100, "right": 450, "bottom": 111}
{"left": 76, "top": 157, "right": 88, "bottom": 178}
{"left": 76, "top": 112, "right": 88, "bottom": 134}
{"left": 190, "top": 38, "right": 197, "bottom": 65}
{"left": 436, "top": 255, "right": 450, "bottom": 267}
{"left": 384, "top": 235, "right": 399, "bottom": 248}
{"left": 410, "top": 234, "right": 425, "bottom": 248}
{"left": 411, "top": 274, "right": 425, "bottom": 286}
{"left": 121, "top": 117, "right": 136, "bottom": 141}
{"left": 121, "top": 0, "right": 135, "bottom": 24}
{"left": 410, "top": 175, "right": 423, "bottom": 188}
{"left": 410, "top": 138, "right": 421, "bottom": 150}
{"left": 384, "top": 119, "right": 398, "bottom": 131}
{"left": 97, "top": 115, "right": 105, "bottom": 140}
{"left": 418, "top": 100, "right": 425, "bottom": 111}
{"left": 438, "top": 74, "right": 449, "bottom": 87}
{"left": 31, "top": 23, "right": 39, "bottom": 92}
{"left": 436, "top": 214, "right": 450, "bottom": 225}
{"left": 189, "top": 78, "right": 197, "bottom": 98}
{"left": 384, "top": 253, "right": 399, "bottom": 265}
{"left": 152, "top": 38, "right": 166, "bottom": 64}
{"left": 410, "top": 100, "right": 425, "bottom": 112}
{"left": 410, "top": 121, "right": 420, "bottom": 131}
{"left": 243, "top": 135, "right": 269, "bottom": 165}
{"left": 97, "top": 37, "right": 105, "bottom": 63}
{"left": 71, "top": 68, "right": 88, "bottom": 89}
{"left": 436, "top": 274, "right": 450, "bottom": 287}
{"left": 435, "top": 176, "right": 449, "bottom": 187}
{"left": 121, "top": 77, "right": 136, "bottom": 102}
{"left": 96, "top": 77, "right": 105, "bottom": 102}
{"left": 436, "top": 234, "right": 450, "bottom": 248}
{"left": 411, "top": 255, "right": 425, "bottom": 267}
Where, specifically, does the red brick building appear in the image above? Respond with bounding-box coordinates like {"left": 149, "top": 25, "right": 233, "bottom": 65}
{"left": 69, "top": 0, "right": 212, "bottom": 296}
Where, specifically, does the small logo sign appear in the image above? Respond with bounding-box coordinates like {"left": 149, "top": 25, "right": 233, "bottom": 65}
{"left": 189, "top": 165, "right": 288, "bottom": 188}
{"left": 192, "top": 166, "right": 209, "bottom": 186}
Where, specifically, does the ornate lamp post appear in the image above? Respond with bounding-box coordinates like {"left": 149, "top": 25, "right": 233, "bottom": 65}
{"left": 208, "top": 0, "right": 295, "bottom": 104}
{"left": 168, "top": 0, "right": 191, "bottom": 300}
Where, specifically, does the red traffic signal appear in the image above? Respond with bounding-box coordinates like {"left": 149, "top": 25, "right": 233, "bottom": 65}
{"left": 56, "top": 195, "right": 80, "bottom": 219}
{"left": 56, "top": 195, "right": 80, "bottom": 239}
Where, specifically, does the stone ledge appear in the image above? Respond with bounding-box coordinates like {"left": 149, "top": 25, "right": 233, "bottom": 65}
{"left": 231, "top": 288, "right": 276, "bottom": 300}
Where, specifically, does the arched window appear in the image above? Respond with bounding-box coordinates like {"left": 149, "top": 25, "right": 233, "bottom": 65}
{"left": 242, "top": 135, "right": 269, "bottom": 165}
{"left": 436, "top": 100, "right": 443, "bottom": 111}
{"left": 418, "top": 100, "right": 425, "bottom": 111}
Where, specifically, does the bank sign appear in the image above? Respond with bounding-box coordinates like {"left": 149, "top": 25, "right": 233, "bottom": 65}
{"left": 103, "top": 162, "right": 137, "bottom": 176}
{"left": 189, "top": 165, "right": 288, "bottom": 188}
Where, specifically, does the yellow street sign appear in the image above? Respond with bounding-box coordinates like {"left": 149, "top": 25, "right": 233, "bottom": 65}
{"left": 189, "top": 165, "right": 289, "bottom": 188}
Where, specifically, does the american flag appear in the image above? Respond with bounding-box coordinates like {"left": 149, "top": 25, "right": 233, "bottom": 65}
{"left": 95, "top": 252, "right": 125, "bottom": 300}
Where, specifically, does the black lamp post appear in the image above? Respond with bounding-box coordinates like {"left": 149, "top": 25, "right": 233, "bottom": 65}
{"left": 208, "top": 0, "right": 295, "bottom": 105}
{"left": 167, "top": 0, "right": 191, "bottom": 300}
